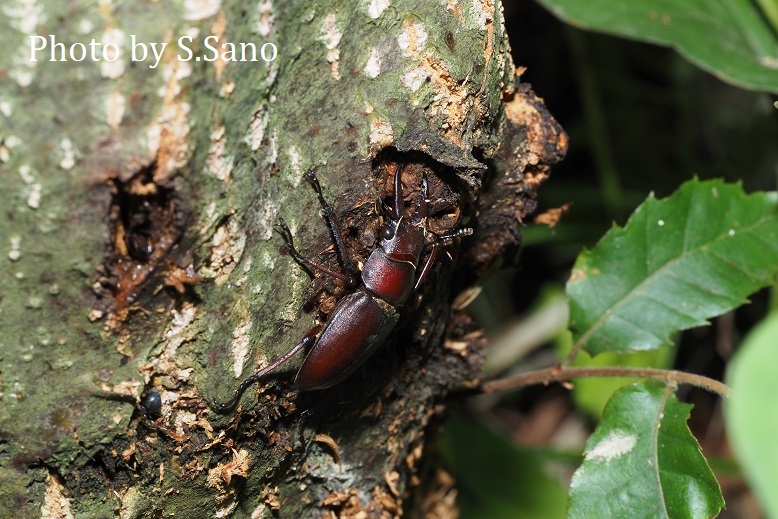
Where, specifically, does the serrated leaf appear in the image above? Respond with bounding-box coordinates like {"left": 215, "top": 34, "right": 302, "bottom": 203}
{"left": 568, "top": 179, "right": 778, "bottom": 355}
{"left": 536, "top": 0, "right": 778, "bottom": 94}
{"left": 725, "top": 312, "right": 778, "bottom": 518}
{"left": 568, "top": 381, "right": 724, "bottom": 518}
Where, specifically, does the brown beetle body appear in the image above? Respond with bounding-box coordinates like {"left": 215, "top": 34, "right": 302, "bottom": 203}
{"left": 294, "top": 168, "right": 429, "bottom": 389}
{"left": 214, "top": 164, "right": 471, "bottom": 412}
{"left": 295, "top": 291, "right": 400, "bottom": 390}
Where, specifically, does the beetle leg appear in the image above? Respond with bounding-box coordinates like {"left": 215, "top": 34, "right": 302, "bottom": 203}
{"left": 304, "top": 170, "right": 359, "bottom": 277}
{"left": 275, "top": 219, "right": 355, "bottom": 285}
{"left": 412, "top": 242, "right": 439, "bottom": 293}
{"left": 411, "top": 227, "right": 473, "bottom": 294}
{"left": 213, "top": 327, "right": 319, "bottom": 413}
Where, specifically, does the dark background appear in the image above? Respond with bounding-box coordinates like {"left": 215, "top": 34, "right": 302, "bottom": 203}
{"left": 438, "top": 1, "right": 778, "bottom": 517}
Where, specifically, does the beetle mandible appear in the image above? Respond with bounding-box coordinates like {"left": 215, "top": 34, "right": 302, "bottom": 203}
{"left": 213, "top": 164, "right": 472, "bottom": 413}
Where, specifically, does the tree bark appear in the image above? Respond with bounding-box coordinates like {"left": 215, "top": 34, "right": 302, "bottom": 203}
{"left": 0, "top": 0, "right": 566, "bottom": 517}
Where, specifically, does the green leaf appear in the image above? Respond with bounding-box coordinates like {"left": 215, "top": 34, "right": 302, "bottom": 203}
{"left": 439, "top": 411, "right": 567, "bottom": 519}
{"left": 725, "top": 312, "right": 778, "bottom": 517}
{"left": 536, "top": 0, "right": 778, "bottom": 94}
{"left": 568, "top": 179, "right": 778, "bottom": 355}
{"left": 568, "top": 381, "right": 724, "bottom": 518}
{"left": 755, "top": 0, "right": 778, "bottom": 32}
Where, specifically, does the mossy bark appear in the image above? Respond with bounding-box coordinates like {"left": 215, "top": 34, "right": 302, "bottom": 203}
{"left": 0, "top": 0, "right": 566, "bottom": 517}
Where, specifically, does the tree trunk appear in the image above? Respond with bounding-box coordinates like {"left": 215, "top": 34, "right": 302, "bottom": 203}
{"left": 0, "top": 0, "right": 565, "bottom": 517}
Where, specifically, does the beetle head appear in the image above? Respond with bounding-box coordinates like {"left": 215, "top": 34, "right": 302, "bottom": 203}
{"left": 378, "top": 173, "right": 428, "bottom": 263}
{"left": 378, "top": 216, "right": 425, "bottom": 263}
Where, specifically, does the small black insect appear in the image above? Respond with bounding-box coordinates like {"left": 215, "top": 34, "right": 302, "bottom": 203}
{"left": 140, "top": 391, "right": 162, "bottom": 418}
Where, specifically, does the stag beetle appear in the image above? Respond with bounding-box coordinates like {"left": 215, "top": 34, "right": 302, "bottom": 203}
{"left": 213, "top": 164, "right": 472, "bottom": 412}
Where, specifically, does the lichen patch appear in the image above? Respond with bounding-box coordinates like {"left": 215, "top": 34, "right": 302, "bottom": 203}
{"left": 5, "top": 0, "right": 43, "bottom": 85}
{"left": 255, "top": 197, "right": 279, "bottom": 241}
{"left": 230, "top": 319, "right": 253, "bottom": 377}
{"left": 446, "top": 0, "right": 463, "bottom": 20}
{"left": 3, "top": 0, "right": 45, "bottom": 34}
{"left": 184, "top": 0, "right": 221, "bottom": 21}
{"left": 8, "top": 235, "right": 22, "bottom": 262}
{"left": 400, "top": 67, "right": 429, "bottom": 92}
{"left": 0, "top": 100, "right": 12, "bottom": 117}
{"left": 59, "top": 138, "right": 75, "bottom": 170}
{"left": 257, "top": 0, "right": 274, "bottom": 37}
{"left": 209, "top": 11, "right": 230, "bottom": 79}
{"left": 100, "top": 28, "right": 126, "bottom": 79}
{"left": 161, "top": 305, "right": 197, "bottom": 360}
{"left": 369, "top": 118, "right": 394, "bottom": 151}
{"left": 206, "top": 218, "right": 247, "bottom": 285}
{"left": 469, "top": 0, "right": 492, "bottom": 29}
{"left": 118, "top": 487, "right": 143, "bottom": 518}
{"left": 397, "top": 20, "right": 428, "bottom": 58}
{"left": 319, "top": 13, "right": 342, "bottom": 80}
{"left": 106, "top": 90, "right": 126, "bottom": 129}
{"left": 585, "top": 430, "right": 638, "bottom": 462}
{"left": 367, "top": 0, "right": 390, "bottom": 19}
{"left": 27, "top": 182, "right": 42, "bottom": 209}
{"left": 268, "top": 130, "right": 278, "bottom": 164}
{"left": 207, "top": 125, "right": 232, "bottom": 181}
{"left": 364, "top": 48, "right": 381, "bottom": 78}
{"left": 0, "top": 136, "right": 21, "bottom": 163}
{"left": 288, "top": 146, "right": 304, "bottom": 187}
{"left": 247, "top": 108, "right": 266, "bottom": 151}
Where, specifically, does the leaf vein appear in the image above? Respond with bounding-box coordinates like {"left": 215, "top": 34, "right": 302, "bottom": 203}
{"left": 576, "top": 210, "right": 778, "bottom": 351}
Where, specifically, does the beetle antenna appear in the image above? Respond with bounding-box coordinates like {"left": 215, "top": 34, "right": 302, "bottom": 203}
{"left": 393, "top": 163, "right": 405, "bottom": 219}
{"left": 411, "top": 226, "right": 473, "bottom": 293}
{"left": 437, "top": 227, "right": 474, "bottom": 244}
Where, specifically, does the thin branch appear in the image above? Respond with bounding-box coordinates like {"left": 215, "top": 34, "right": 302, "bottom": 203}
{"left": 562, "top": 339, "right": 584, "bottom": 367}
{"left": 480, "top": 365, "right": 731, "bottom": 398}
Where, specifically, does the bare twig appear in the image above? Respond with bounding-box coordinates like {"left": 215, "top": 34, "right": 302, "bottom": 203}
{"left": 480, "top": 365, "right": 731, "bottom": 398}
